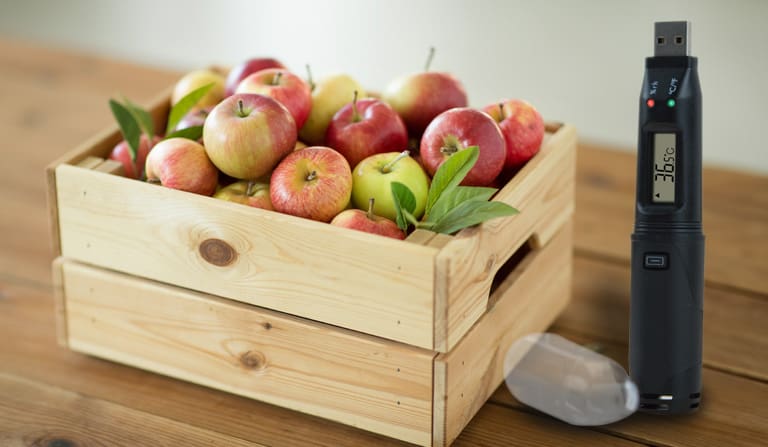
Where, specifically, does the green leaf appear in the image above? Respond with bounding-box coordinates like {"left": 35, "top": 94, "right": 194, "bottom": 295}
{"left": 425, "top": 146, "right": 479, "bottom": 215}
{"left": 164, "top": 125, "right": 203, "bottom": 142}
{"left": 108, "top": 99, "right": 141, "bottom": 162}
{"left": 123, "top": 97, "right": 155, "bottom": 141}
{"left": 165, "top": 83, "right": 215, "bottom": 134}
{"left": 427, "top": 186, "right": 497, "bottom": 224}
{"left": 391, "top": 181, "right": 417, "bottom": 231}
{"left": 431, "top": 200, "right": 519, "bottom": 235}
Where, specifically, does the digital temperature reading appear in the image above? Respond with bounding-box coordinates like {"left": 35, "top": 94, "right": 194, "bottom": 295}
{"left": 652, "top": 133, "right": 676, "bottom": 203}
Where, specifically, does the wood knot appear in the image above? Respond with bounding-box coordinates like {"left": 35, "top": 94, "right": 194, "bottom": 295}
{"left": 239, "top": 350, "right": 266, "bottom": 370}
{"left": 199, "top": 238, "right": 237, "bottom": 267}
{"left": 30, "top": 436, "right": 78, "bottom": 447}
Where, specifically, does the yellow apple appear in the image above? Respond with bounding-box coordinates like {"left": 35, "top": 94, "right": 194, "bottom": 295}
{"left": 298, "top": 73, "right": 365, "bottom": 145}
{"left": 171, "top": 69, "right": 226, "bottom": 108}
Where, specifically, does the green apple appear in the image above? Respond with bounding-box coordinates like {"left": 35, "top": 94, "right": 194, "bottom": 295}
{"left": 351, "top": 151, "right": 429, "bottom": 221}
{"left": 299, "top": 73, "right": 365, "bottom": 145}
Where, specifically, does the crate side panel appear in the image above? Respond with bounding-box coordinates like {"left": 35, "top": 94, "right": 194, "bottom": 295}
{"left": 435, "top": 125, "right": 577, "bottom": 352}
{"left": 434, "top": 222, "right": 573, "bottom": 446}
{"left": 63, "top": 261, "right": 435, "bottom": 446}
{"left": 56, "top": 166, "right": 436, "bottom": 348}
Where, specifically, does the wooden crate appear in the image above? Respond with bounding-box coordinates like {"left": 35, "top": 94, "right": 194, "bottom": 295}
{"left": 47, "top": 88, "right": 577, "bottom": 446}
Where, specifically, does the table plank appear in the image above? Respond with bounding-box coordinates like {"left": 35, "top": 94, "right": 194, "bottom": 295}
{"left": 575, "top": 144, "right": 768, "bottom": 296}
{"left": 490, "top": 333, "right": 768, "bottom": 447}
{"left": 557, "top": 257, "right": 768, "bottom": 381}
{"left": 0, "top": 373, "right": 263, "bottom": 447}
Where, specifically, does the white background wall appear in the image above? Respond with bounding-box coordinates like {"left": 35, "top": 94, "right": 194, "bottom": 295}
{"left": 2, "top": 0, "right": 766, "bottom": 173}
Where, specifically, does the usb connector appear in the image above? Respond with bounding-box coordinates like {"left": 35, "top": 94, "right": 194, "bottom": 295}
{"left": 654, "top": 21, "right": 691, "bottom": 56}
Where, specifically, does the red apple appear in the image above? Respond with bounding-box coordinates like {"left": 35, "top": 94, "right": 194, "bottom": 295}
{"left": 420, "top": 108, "right": 505, "bottom": 186}
{"left": 270, "top": 146, "right": 352, "bottom": 222}
{"left": 236, "top": 68, "right": 312, "bottom": 129}
{"left": 203, "top": 93, "right": 297, "bottom": 180}
{"left": 174, "top": 106, "right": 213, "bottom": 132}
{"left": 382, "top": 49, "right": 467, "bottom": 135}
{"left": 145, "top": 138, "right": 218, "bottom": 195}
{"left": 225, "top": 57, "right": 286, "bottom": 97}
{"left": 331, "top": 198, "right": 405, "bottom": 240}
{"left": 325, "top": 92, "right": 409, "bottom": 168}
{"left": 109, "top": 134, "right": 161, "bottom": 179}
{"left": 214, "top": 180, "right": 272, "bottom": 210}
{"left": 483, "top": 99, "right": 545, "bottom": 169}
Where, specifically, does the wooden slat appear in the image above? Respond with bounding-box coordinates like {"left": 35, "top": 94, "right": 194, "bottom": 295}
{"left": 55, "top": 166, "right": 438, "bottom": 349}
{"left": 433, "top": 223, "right": 572, "bottom": 446}
{"left": 575, "top": 144, "right": 768, "bottom": 296}
{"left": 50, "top": 257, "right": 67, "bottom": 347}
{"left": 434, "top": 124, "right": 577, "bottom": 352}
{"left": 556, "top": 256, "right": 768, "bottom": 381}
{"left": 62, "top": 260, "right": 435, "bottom": 446}
{"left": 490, "top": 334, "right": 768, "bottom": 447}
{"left": 0, "top": 372, "right": 262, "bottom": 447}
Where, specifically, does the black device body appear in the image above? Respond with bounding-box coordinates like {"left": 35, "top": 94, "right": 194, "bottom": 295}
{"left": 630, "top": 53, "right": 704, "bottom": 414}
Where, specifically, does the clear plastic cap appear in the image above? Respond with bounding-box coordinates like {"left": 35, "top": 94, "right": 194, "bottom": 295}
{"left": 504, "top": 333, "right": 638, "bottom": 426}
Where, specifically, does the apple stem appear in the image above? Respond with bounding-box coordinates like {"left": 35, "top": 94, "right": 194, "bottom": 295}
{"left": 424, "top": 46, "right": 435, "bottom": 72}
{"left": 367, "top": 197, "right": 375, "bottom": 220}
{"left": 306, "top": 170, "right": 318, "bottom": 181}
{"left": 272, "top": 71, "right": 283, "bottom": 86}
{"left": 498, "top": 103, "right": 505, "bottom": 121}
{"left": 351, "top": 90, "right": 361, "bottom": 123}
{"left": 246, "top": 180, "right": 255, "bottom": 196}
{"left": 237, "top": 99, "right": 247, "bottom": 117}
{"left": 305, "top": 64, "right": 315, "bottom": 92}
{"left": 381, "top": 150, "right": 410, "bottom": 173}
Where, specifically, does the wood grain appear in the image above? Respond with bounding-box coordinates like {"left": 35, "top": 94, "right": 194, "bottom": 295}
{"left": 0, "top": 372, "right": 263, "bottom": 446}
{"left": 435, "top": 124, "right": 577, "bottom": 352}
{"left": 556, "top": 256, "right": 768, "bottom": 381}
{"left": 55, "top": 165, "right": 438, "bottom": 348}
{"left": 434, "top": 222, "right": 572, "bottom": 446}
{"left": 62, "top": 260, "right": 435, "bottom": 446}
{"left": 490, "top": 334, "right": 768, "bottom": 447}
{"left": 576, "top": 144, "right": 768, "bottom": 296}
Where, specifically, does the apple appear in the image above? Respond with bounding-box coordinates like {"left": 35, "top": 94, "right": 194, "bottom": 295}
{"left": 325, "top": 91, "right": 409, "bottom": 168}
{"left": 171, "top": 69, "right": 226, "bottom": 108}
{"left": 214, "top": 180, "right": 272, "bottom": 210}
{"left": 351, "top": 151, "right": 429, "bottom": 221}
{"left": 299, "top": 72, "right": 365, "bottom": 145}
{"left": 483, "top": 99, "right": 545, "bottom": 169}
{"left": 236, "top": 68, "right": 312, "bottom": 129}
{"left": 109, "top": 134, "right": 161, "bottom": 179}
{"left": 382, "top": 48, "right": 467, "bottom": 135}
{"left": 331, "top": 198, "right": 405, "bottom": 240}
{"left": 174, "top": 106, "right": 213, "bottom": 132}
{"left": 270, "top": 146, "right": 352, "bottom": 222}
{"left": 225, "top": 57, "right": 286, "bottom": 97}
{"left": 203, "top": 93, "right": 297, "bottom": 180}
{"left": 145, "top": 138, "right": 218, "bottom": 195}
{"left": 294, "top": 140, "right": 308, "bottom": 151}
{"left": 420, "top": 107, "right": 505, "bottom": 186}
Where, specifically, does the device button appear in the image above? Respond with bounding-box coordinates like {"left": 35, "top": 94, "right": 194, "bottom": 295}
{"left": 644, "top": 253, "right": 668, "bottom": 269}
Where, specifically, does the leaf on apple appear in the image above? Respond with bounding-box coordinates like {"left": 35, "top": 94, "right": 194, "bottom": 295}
{"left": 425, "top": 146, "right": 479, "bottom": 215}
{"left": 165, "top": 83, "right": 215, "bottom": 135}
{"left": 122, "top": 96, "right": 155, "bottom": 143}
{"left": 391, "top": 181, "right": 417, "bottom": 231}
{"left": 430, "top": 201, "right": 519, "bottom": 235}
{"left": 164, "top": 125, "right": 204, "bottom": 142}
{"left": 426, "top": 186, "right": 497, "bottom": 224}
{"left": 109, "top": 99, "right": 142, "bottom": 162}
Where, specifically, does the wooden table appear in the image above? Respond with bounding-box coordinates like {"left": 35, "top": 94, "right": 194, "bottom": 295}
{"left": 1, "top": 38, "right": 766, "bottom": 446}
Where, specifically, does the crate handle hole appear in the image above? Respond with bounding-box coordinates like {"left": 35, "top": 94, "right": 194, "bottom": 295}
{"left": 487, "top": 235, "right": 537, "bottom": 309}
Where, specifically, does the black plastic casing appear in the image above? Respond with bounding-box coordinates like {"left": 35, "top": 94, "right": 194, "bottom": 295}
{"left": 630, "top": 56, "right": 704, "bottom": 415}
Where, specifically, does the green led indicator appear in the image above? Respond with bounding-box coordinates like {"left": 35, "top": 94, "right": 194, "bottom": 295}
{"left": 667, "top": 98, "right": 676, "bottom": 107}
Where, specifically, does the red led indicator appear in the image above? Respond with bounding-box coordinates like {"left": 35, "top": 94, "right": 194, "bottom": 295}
{"left": 646, "top": 99, "right": 655, "bottom": 108}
